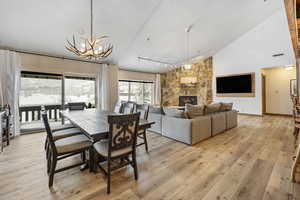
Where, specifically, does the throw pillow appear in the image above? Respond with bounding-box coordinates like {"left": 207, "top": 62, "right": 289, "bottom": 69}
{"left": 220, "top": 102, "right": 233, "bottom": 111}
{"left": 185, "top": 104, "right": 205, "bottom": 119}
{"left": 205, "top": 103, "right": 221, "bottom": 114}
{"left": 163, "top": 107, "right": 185, "bottom": 118}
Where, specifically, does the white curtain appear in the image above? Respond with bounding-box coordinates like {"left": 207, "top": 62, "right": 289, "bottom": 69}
{"left": 0, "top": 50, "right": 21, "bottom": 137}
{"left": 97, "top": 64, "right": 110, "bottom": 110}
{"left": 155, "top": 73, "right": 161, "bottom": 105}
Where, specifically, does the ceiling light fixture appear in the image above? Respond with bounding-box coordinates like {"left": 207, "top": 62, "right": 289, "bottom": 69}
{"left": 65, "top": 0, "right": 113, "bottom": 60}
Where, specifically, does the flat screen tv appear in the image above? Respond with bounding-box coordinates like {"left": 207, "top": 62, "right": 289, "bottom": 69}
{"left": 216, "top": 73, "right": 255, "bottom": 97}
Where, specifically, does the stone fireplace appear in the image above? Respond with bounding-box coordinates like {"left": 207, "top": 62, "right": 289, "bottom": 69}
{"left": 179, "top": 96, "right": 197, "bottom": 106}
{"left": 161, "top": 57, "right": 213, "bottom": 106}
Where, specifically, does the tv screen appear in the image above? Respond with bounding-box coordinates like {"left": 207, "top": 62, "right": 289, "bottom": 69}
{"left": 216, "top": 74, "right": 252, "bottom": 94}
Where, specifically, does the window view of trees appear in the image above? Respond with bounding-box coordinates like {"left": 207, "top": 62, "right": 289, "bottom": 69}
{"left": 118, "top": 81, "right": 154, "bottom": 104}
{"left": 20, "top": 76, "right": 62, "bottom": 106}
{"left": 65, "top": 77, "right": 95, "bottom": 106}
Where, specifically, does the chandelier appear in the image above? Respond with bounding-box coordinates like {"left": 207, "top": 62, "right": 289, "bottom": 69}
{"left": 65, "top": 0, "right": 113, "bottom": 60}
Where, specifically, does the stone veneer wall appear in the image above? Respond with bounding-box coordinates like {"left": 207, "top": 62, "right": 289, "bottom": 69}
{"left": 161, "top": 57, "right": 213, "bottom": 106}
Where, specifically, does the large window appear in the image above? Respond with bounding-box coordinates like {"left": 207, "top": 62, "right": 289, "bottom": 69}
{"left": 65, "top": 76, "right": 96, "bottom": 106}
{"left": 20, "top": 72, "right": 96, "bottom": 107}
{"left": 20, "top": 72, "right": 62, "bottom": 106}
{"left": 118, "top": 80, "right": 154, "bottom": 104}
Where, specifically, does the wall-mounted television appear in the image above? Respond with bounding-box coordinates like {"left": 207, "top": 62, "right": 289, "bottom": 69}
{"left": 216, "top": 73, "right": 255, "bottom": 97}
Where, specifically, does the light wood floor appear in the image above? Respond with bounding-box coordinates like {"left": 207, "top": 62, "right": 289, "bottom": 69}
{"left": 1, "top": 115, "right": 300, "bottom": 200}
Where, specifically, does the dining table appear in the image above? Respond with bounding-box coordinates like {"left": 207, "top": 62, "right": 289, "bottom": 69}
{"left": 61, "top": 108, "right": 155, "bottom": 171}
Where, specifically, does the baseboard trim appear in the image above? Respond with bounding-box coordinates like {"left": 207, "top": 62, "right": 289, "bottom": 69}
{"left": 264, "top": 113, "right": 292, "bottom": 117}
{"left": 238, "top": 113, "right": 263, "bottom": 117}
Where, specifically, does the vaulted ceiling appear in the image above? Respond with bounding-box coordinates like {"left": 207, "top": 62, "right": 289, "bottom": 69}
{"left": 0, "top": 0, "right": 284, "bottom": 72}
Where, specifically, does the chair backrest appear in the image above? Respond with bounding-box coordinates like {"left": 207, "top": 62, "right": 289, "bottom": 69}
{"left": 3, "top": 104, "right": 11, "bottom": 129}
{"left": 68, "top": 102, "right": 87, "bottom": 111}
{"left": 136, "top": 104, "right": 150, "bottom": 120}
{"left": 114, "top": 101, "right": 124, "bottom": 113}
{"left": 107, "top": 113, "right": 140, "bottom": 154}
{"left": 41, "top": 112, "right": 57, "bottom": 154}
{"left": 292, "top": 96, "right": 299, "bottom": 107}
{"left": 122, "top": 101, "right": 136, "bottom": 114}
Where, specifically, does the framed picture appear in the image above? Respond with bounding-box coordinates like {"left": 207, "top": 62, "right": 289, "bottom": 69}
{"left": 290, "top": 79, "right": 298, "bottom": 96}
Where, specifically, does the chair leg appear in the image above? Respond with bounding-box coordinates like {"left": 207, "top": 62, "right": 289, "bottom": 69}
{"left": 89, "top": 148, "right": 94, "bottom": 173}
{"left": 47, "top": 150, "right": 51, "bottom": 174}
{"left": 82, "top": 151, "right": 86, "bottom": 162}
{"left": 107, "top": 158, "right": 111, "bottom": 194}
{"left": 143, "top": 131, "right": 149, "bottom": 153}
{"left": 44, "top": 137, "right": 48, "bottom": 150}
{"left": 294, "top": 127, "right": 300, "bottom": 149}
{"left": 132, "top": 151, "right": 138, "bottom": 180}
{"left": 49, "top": 154, "right": 57, "bottom": 187}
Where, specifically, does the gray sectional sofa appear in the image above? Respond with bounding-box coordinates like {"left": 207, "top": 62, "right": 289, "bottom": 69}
{"left": 139, "top": 103, "right": 238, "bottom": 145}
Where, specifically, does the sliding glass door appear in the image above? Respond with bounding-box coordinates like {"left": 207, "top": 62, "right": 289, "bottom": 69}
{"left": 118, "top": 80, "right": 154, "bottom": 104}
{"left": 19, "top": 71, "right": 96, "bottom": 133}
{"left": 65, "top": 76, "right": 96, "bottom": 107}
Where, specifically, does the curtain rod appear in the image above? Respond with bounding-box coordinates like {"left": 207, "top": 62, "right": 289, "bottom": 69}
{"left": 0, "top": 46, "right": 109, "bottom": 65}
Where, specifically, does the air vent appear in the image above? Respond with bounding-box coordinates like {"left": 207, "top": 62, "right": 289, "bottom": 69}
{"left": 272, "top": 53, "right": 284, "bottom": 57}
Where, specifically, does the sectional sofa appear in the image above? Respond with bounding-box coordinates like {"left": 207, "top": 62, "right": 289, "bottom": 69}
{"left": 139, "top": 103, "right": 238, "bottom": 145}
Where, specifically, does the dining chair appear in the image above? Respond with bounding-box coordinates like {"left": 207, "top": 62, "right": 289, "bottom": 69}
{"left": 114, "top": 101, "right": 124, "bottom": 113}
{"left": 42, "top": 112, "right": 93, "bottom": 187}
{"left": 1, "top": 104, "right": 11, "bottom": 149}
{"left": 122, "top": 101, "right": 136, "bottom": 114}
{"left": 136, "top": 104, "right": 150, "bottom": 152}
{"left": 68, "top": 102, "right": 87, "bottom": 111}
{"left": 93, "top": 112, "right": 140, "bottom": 194}
{"left": 42, "top": 105, "right": 81, "bottom": 153}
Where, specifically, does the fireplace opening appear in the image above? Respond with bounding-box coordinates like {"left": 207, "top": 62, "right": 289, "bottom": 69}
{"left": 179, "top": 96, "right": 197, "bottom": 106}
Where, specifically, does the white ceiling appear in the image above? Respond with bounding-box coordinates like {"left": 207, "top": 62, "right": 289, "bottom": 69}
{"left": 0, "top": 0, "right": 284, "bottom": 72}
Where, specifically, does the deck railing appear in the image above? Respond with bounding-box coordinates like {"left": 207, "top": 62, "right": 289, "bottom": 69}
{"left": 19, "top": 104, "right": 63, "bottom": 123}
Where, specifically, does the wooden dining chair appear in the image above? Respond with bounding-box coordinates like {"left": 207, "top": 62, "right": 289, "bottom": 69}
{"left": 42, "top": 112, "right": 93, "bottom": 187}
{"left": 93, "top": 112, "right": 140, "bottom": 194}
{"left": 136, "top": 104, "right": 150, "bottom": 152}
{"left": 122, "top": 101, "right": 136, "bottom": 114}
{"left": 2, "top": 104, "right": 11, "bottom": 147}
{"left": 114, "top": 101, "right": 124, "bottom": 113}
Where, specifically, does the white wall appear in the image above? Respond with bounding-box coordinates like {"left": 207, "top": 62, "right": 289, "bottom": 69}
{"left": 213, "top": 5, "right": 296, "bottom": 115}
{"left": 262, "top": 67, "right": 296, "bottom": 115}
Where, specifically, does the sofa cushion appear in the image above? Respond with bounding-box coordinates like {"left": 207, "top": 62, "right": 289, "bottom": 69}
{"left": 210, "top": 112, "right": 226, "bottom": 136}
{"left": 205, "top": 103, "right": 221, "bottom": 114}
{"left": 149, "top": 106, "right": 163, "bottom": 114}
{"left": 225, "top": 110, "right": 238, "bottom": 129}
{"left": 220, "top": 102, "right": 233, "bottom": 111}
{"left": 185, "top": 104, "right": 205, "bottom": 119}
{"left": 163, "top": 107, "right": 185, "bottom": 118}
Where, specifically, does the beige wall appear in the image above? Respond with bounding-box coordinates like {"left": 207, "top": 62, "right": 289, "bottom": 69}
{"left": 19, "top": 53, "right": 119, "bottom": 111}
{"left": 262, "top": 66, "right": 296, "bottom": 115}
{"left": 118, "top": 70, "right": 156, "bottom": 82}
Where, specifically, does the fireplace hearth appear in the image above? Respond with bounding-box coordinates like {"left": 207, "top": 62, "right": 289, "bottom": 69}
{"left": 179, "top": 96, "right": 197, "bottom": 106}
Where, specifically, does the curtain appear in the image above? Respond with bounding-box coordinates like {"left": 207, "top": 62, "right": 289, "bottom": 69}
{"left": 155, "top": 73, "right": 161, "bottom": 105}
{"left": 0, "top": 50, "right": 21, "bottom": 137}
{"left": 97, "top": 64, "right": 110, "bottom": 110}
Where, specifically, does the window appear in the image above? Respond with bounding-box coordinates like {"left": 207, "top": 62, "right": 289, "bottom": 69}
{"left": 65, "top": 76, "right": 96, "bottom": 106}
{"left": 20, "top": 72, "right": 62, "bottom": 106}
{"left": 118, "top": 80, "right": 154, "bottom": 104}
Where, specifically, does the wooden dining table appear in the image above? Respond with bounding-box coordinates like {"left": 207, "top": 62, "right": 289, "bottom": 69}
{"left": 61, "top": 109, "right": 155, "bottom": 171}
{"left": 61, "top": 109, "right": 155, "bottom": 142}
